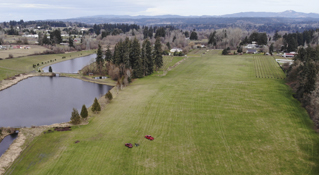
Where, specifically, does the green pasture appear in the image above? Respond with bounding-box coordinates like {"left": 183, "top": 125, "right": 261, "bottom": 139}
{"left": 0, "top": 50, "right": 95, "bottom": 81}
{"left": 6, "top": 50, "right": 319, "bottom": 174}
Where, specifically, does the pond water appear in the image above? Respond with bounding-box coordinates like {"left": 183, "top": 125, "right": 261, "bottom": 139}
{"left": 0, "top": 76, "right": 112, "bottom": 127}
{"left": 0, "top": 133, "right": 18, "bottom": 157}
{"left": 42, "top": 54, "right": 96, "bottom": 73}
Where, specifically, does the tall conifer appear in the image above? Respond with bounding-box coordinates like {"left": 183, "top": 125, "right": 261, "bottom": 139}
{"left": 105, "top": 45, "right": 112, "bottom": 63}
{"left": 154, "top": 37, "right": 163, "bottom": 71}
{"left": 145, "top": 39, "right": 153, "bottom": 75}
{"left": 80, "top": 105, "right": 88, "bottom": 118}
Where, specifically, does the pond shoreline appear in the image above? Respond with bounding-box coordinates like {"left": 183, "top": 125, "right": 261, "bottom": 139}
{"left": 0, "top": 72, "right": 55, "bottom": 92}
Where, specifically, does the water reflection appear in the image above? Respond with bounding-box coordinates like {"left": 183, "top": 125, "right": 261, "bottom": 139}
{"left": 42, "top": 54, "right": 96, "bottom": 73}
{"left": 0, "top": 133, "right": 18, "bottom": 157}
{"left": 0, "top": 77, "right": 112, "bottom": 127}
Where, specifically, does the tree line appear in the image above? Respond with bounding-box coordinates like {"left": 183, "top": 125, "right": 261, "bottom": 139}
{"left": 285, "top": 45, "right": 319, "bottom": 127}
{"left": 92, "top": 23, "right": 140, "bottom": 35}
{"left": 94, "top": 37, "right": 163, "bottom": 80}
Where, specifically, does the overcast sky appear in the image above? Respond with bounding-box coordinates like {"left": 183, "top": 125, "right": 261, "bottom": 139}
{"left": 0, "top": 0, "right": 318, "bottom": 21}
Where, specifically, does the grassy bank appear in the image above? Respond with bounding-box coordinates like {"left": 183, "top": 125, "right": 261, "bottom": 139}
{"left": 6, "top": 50, "right": 319, "bottom": 174}
{"left": 0, "top": 50, "right": 95, "bottom": 81}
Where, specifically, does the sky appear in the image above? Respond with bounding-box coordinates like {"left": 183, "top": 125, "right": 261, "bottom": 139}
{"left": 0, "top": 0, "right": 318, "bottom": 21}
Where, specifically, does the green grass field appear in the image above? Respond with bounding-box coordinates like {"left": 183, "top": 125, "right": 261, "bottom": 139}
{"left": 0, "top": 50, "right": 95, "bottom": 81}
{"left": 5, "top": 50, "right": 319, "bottom": 174}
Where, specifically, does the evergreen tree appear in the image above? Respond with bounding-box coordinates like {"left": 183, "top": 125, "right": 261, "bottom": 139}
{"left": 190, "top": 31, "right": 198, "bottom": 40}
{"left": 184, "top": 31, "right": 189, "bottom": 38}
{"left": 96, "top": 44, "right": 104, "bottom": 74}
{"left": 130, "top": 38, "right": 140, "bottom": 70}
{"left": 303, "top": 61, "right": 317, "bottom": 94}
{"left": 42, "top": 33, "right": 50, "bottom": 45}
{"left": 273, "top": 30, "right": 281, "bottom": 41}
{"left": 172, "top": 36, "right": 176, "bottom": 42}
{"left": 166, "top": 42, "right": 171, "bottom": 50}
{"left": 105, "top": 45, "right": 113, "bottom": 63}
{"left": 49, "top": 66, "right": 52, "bottom": 72}
{"left": 70, "top": 108, "right": 81, "bottom": 124}
{"left": 80, "top": 105, "right": 88, "bottom": 118}
{"left": 123, "top": 38, "right": 131, "bottom": 69}
{"left": 50, "top": 29, "right": 62, "bottom": 45}
{"left": 208, "top": 31, "right": 217, "bottom": 45}
{"left": 105, "top": 91, "right": 113, "bottom": 101}
{"left": 155, "top": 27, "right": 166, "bottom": 38}
{"left": 145, "top": 39, "right": 153, "bottom": 75}
{"left": 91, "top": 98, "right": 101, "bottom": 113}
{"left": 113, "top": 42, "right": 121, "bottom": 65}
{"left": 68, "top": 33, "right": 74, "bottom": 48}
{"left": 133, "top": 54, "right": 144, "bottom": 78}
{"left": 143, "top": 26, "right": 149, "bottom": 39}
{"left": 154, "top": 37, "right": 163, "bottom": 71}
{"left": 141, "top": 40, "right": 147, "bottom": 76}
{"left": 148, "top": 27, "right": 153, "bottom": 39}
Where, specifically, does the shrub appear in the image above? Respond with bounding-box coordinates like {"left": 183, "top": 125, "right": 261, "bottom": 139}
{"left": 70, "top": 108, "right": 81, "bottom": 124}
{"left": 105, "top": 91, "right": 113, "bottom": 101}
{"left": 7, "top": 54, "right": 13, "bottom": 59}
{"left": 91, "top": 98, "right": 101, "bottom": 113}
{"left": 222, "top": 49, "right": 229, "bottom": 55}
{"left": 80, "top": 105, "right": 88, "bottom": 118}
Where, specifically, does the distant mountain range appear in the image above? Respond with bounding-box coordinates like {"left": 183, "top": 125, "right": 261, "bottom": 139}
{"left": 221, "top": 10, "right": 319, "bottom": 18}
{"left": 67, "top": 10, "right": 319, "bottom": 21}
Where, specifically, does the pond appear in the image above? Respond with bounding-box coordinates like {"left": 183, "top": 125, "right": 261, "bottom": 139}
{"left": 0, "top": 133, "right": 18, "bottom": 157}
{"left": 42, "top": 54, "right": 96, "bottom": 73}
{"left": 0, "top": 76, "right": 112, "bottom": 127}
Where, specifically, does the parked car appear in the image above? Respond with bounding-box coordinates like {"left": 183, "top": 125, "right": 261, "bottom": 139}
{"left": 125, "top": 143, "right": 133, "bottom": 148}
{"left": 145, "top": 135, "right": 154, "bottom": 141}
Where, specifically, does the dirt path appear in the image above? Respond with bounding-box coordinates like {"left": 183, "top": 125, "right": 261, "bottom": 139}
{"left": 162, "top": 58, "right": 187, "bottom": 76}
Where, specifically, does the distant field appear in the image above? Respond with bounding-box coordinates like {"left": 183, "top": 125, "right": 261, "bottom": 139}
{"left": 6, "top": 50, "right": 319, "bottom": 174}
{"left": 0, "top": 45, "right": 48, "bottom": 59}
{"left": 0, "top": 50, "right": 95, "bottom": 81}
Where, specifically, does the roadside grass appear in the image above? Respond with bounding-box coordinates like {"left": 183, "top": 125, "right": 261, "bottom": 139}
{"left": 6, "top": 51, "right": 319, "bottom": 174}
{"left": 0, "top": 50, "right": 95, "bottom": 81}
{"left": 0, "top": 45, "right": 49, "bottom": 59}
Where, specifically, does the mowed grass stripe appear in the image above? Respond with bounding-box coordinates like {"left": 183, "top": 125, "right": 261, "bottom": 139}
{"left": 6, "top": 53, "right": 319, "bottom": 174}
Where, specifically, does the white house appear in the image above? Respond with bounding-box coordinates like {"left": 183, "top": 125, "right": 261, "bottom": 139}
{"left": 170, "top": 47, "right": 183, "bottom": 53}
{"left": 244, "top": 41, "right": 258, "bottom": 49}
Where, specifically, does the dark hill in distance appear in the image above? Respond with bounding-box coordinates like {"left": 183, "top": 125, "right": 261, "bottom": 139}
{"left": 59, "top": 10, "right": 319, "bottom": 25}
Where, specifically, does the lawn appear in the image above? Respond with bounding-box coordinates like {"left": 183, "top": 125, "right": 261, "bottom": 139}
{"left": 6, "top": 50, "right": 319, "bottom": 174}
{"left": 0, "top": 50, "right": 95, "bottom": 81}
